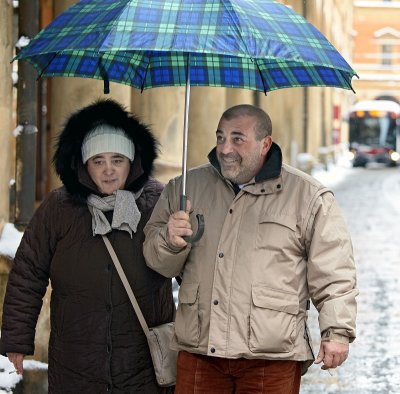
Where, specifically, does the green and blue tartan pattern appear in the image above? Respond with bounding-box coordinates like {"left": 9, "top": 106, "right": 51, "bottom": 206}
{"left": 17, "top": 0, "right": 357, "bottom": 92}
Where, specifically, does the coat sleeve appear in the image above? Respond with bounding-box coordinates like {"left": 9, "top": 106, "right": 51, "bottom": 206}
{"left": 0, "top": 191, "right": 60, "bottom": 356}
{"left": 305, "top": 191, "right": 358, "bottom": 344}
{"left": 143, "top": 178, "right": 191, "bottom": 278}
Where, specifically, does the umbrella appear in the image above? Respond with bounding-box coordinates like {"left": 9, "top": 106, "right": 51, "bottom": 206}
{"left": 15, "top": 0, "right": 358, "bottom": 242}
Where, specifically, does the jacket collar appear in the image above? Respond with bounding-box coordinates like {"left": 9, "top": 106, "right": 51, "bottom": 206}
{"left": 207, "top": 142, "right": 282, "bottom": 184}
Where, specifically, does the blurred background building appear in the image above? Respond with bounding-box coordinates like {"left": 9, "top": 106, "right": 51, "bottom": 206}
{"left": 352, "top": 0, "right": 400, "bottom": 103}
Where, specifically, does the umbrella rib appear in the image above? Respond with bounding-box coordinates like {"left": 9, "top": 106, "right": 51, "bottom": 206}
{"left": 97, "top": 3, "right": 130, "bottom": 54}
{"left": 341, "top": 70, "right": 357, "bottom": 93}
{"left": 220, "top": 0, "right": 254, "bottom": 57}
{"left": 141, "top": 60, "right": 150, "bottom": 93}
{"left": 253, "top": 58, "right": 268, "bottom": 95}
{"left": 37, "top": 52, "right": 59, "bottom": 80}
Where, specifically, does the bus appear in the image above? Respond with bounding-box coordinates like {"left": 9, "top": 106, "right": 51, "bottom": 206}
{"left": 348, "top": 100, "right": 400, "bottom": 167}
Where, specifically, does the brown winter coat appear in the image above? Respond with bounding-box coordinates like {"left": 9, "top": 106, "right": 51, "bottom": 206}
{"left": 0, "top": 100, "right": 175, "bottom": 393}
{"left": 144, "top": 143, "right": 358, "bottom": 373}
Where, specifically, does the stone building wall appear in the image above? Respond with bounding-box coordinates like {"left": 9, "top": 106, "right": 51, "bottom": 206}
{"left": 0, "top": 0, "right": 14, "bottom": 224}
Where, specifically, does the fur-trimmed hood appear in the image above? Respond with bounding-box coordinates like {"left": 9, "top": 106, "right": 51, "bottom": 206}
{"left": 53, "top": 99, "right": 158, "bottom": 201}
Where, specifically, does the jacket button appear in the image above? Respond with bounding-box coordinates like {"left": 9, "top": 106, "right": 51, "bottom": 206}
{"left": 261, "top": 188, "right": 265, "bottom": 193}
{"left": 277, "top": 184, "right": 281, "bottom": 189}
{"left": 210, "top": 347, "right": 216, "bottom": 353}
{"left": 107, "top": 344, "right": 111, "bottom": 353}
{"left": 213, "top": 300, "right": 219, "bottom": 305}
{"left": 106, "top": 304, "right": 111, "bottom": 312}
{"left": 229, "top": 209, "right": 233, "bottom": 214}
{"left": 218, "top": 252, "right": 224, "bottom": 258}
{"left": 107, "top": 264, "right": 112, "bottom": 272}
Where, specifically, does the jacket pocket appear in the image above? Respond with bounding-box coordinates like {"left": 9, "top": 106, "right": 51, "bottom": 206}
{"left": 249, "top": 285, "right": 299, "bottom": 353}
{"left": 175, "top": 283, "right": 200, "bottom": 347}
{"left": 256, "top": 214, "right": 297, "bottom": 250}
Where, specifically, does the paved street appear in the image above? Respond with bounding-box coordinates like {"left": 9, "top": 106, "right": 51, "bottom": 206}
{"left": 301, "top": 165, "right": 400, "bottom": 394}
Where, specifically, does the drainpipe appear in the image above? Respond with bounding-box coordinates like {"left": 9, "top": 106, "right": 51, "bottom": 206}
{"left": 14, "top": 0, "right": 39, "bottom": 229}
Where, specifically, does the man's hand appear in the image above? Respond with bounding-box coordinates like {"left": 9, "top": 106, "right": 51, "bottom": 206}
{"left": 314, "top": 341, "right": 349, "bottom": 370}
{"left": 167, "top": 200, "right": 193, "bottom": 248}
{"left": 7, "top": 352, "right": 25, "bottom": 375}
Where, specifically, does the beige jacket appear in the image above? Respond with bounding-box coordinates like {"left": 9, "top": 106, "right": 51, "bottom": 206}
{"left": 143, "top": 144, "right": 357, "bottom": 370}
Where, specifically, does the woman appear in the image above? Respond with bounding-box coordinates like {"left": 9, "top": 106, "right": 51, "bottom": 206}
{"left": 0, "top": 99, "right": 175, "bottom": 393}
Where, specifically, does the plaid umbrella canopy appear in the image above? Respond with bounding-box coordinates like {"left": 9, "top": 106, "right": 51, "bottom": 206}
{"left": 16, "top": 0, "right": 357, "bottom": 241}
{"left": 17, "top": 0, "right": 357, "bottom": 93}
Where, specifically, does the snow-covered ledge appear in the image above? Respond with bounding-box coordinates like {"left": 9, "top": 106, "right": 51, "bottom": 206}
{"left": 0, "top": 220, "right": 23, "bottom": 273}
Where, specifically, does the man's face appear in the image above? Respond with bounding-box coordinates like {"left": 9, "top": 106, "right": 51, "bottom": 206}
{"left": 216, "top": 115, "right": 272, "bottom": 184}
{"left": 87, "top": 152, "right": 131, "bottom": 195}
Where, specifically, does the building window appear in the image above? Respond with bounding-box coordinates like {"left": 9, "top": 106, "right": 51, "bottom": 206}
{"left": 381, "top": 44, "right": 392, "bottom": 65}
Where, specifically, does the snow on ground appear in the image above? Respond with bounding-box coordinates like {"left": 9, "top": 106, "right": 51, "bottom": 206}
{"left": 311, "top": 153, "right": 353, "bottom": 187}
{"left": 0, "top": 224, "right": 23, "bottom": 260}
{"left": 303, "top": 163, "right": 400, "bottom": 393}
{"left": 0, "top": 355, "right": 21, "bottom": 393}
{"left": 0, "top": 354, "right": 47, "bottom": 393}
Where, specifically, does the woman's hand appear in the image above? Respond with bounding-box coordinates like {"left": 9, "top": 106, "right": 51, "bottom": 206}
{"left": 7, "top": 352, "right": 25, "bottom": 375}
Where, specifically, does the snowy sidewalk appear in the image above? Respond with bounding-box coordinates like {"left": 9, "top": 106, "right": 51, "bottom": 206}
{"left": 0, "top": 356, "right": 48, "bottom": 393}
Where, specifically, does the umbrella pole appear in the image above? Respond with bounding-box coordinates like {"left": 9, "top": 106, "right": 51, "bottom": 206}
{"left": 180, "top": 54, "right": 204, "bottom": 243}
{"left": 181, "top": 60, "right": 191, "bottom": 206}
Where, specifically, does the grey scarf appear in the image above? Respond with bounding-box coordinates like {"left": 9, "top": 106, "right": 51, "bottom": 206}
{"left": 87, "top": 189, "right": 142, "bottom": 238}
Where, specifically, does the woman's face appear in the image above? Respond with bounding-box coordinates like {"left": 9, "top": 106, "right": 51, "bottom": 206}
{"left": 86, "top": 152, "right": 131, "bottom": 195}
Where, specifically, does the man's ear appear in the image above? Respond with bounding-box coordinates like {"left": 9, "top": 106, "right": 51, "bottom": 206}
{"left": 261, "top": 135, "right": 273, "bottom": 156}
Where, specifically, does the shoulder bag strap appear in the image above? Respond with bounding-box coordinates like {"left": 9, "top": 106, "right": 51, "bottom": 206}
{"left": 101, "top": 235, "right": 151, "bottom": 338}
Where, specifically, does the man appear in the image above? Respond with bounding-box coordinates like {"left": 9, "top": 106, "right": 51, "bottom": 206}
{"left": 143, "top": 104, "right": 357, "bottom": 393}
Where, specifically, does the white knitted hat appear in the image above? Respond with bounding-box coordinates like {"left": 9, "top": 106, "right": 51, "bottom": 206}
{"left": 81, "top": 124, "right": 135, "bottom": 163}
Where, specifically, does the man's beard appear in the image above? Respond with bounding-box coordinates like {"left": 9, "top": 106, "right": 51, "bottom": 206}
{"left": 218, "top": 152, "right": 260, "bottom": 185}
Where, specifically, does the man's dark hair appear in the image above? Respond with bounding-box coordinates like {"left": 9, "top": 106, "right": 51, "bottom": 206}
{"left": 221, "top": 104, "right": 272, "bottom": 140}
